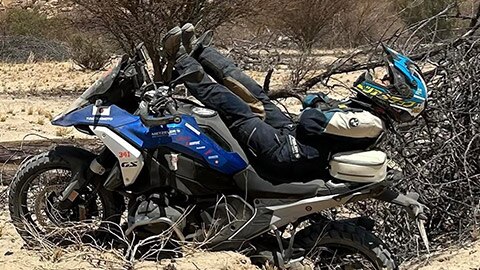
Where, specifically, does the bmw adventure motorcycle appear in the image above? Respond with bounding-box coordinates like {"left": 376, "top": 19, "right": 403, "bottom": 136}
{"left": 9, "top": 44, "right": 428, "bottom": 270}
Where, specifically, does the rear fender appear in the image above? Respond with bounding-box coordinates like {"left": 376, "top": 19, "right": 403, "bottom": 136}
{"left": 341, "top": 217, "right": 375, "bottom": 231}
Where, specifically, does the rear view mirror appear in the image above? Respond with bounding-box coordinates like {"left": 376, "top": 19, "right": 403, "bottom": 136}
{"left": 135, "top": 42, "right": 154, "bottom": 84}
{"left": 135, "top": 43, "right": 149, "bottom": 62}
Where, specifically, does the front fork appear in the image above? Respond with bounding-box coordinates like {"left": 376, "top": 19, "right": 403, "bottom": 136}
{"left": 58, "top": 147, "right": 114, "bottom": 209}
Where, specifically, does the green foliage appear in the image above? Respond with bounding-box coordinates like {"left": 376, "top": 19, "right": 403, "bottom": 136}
{"left": 0, "top": 7, "right": 111, "bottom": 69}
{"left": 1, "top": 8, "right": 54, "bottom": 37}
{"left": 395, "top": 0, "right": 458, "bottom": 40}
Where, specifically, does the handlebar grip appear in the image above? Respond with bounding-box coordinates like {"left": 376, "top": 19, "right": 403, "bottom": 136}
{"left": 140, "top": 113, "right": 181, "bottom": 127}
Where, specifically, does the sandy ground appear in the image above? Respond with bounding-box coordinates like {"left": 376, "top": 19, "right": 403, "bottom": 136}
{"left": 0, "top": 95, "right": 92, "bottom": 142}
{"left": 0, "top": 61, "right": 101, "bottom": 95}
{"left": 0, "top": 200, "right": 255, "bottom": 270}
{"left": 1, "top": 61, "right": 480, "bottom": 269}
{"left": 0, "top": 61, "right": 102, "bottom": 142}
{"left": 405, "top": 243, "right": 480, "bottom": 270}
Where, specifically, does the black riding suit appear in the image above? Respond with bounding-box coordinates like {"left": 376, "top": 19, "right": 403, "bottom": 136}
{"left": 175, "top": 48, "right": 330, "bottom": 183}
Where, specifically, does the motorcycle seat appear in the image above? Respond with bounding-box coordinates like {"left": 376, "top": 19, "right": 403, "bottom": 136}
{"left": 233, "top": 165, "right": 344, "bottom": 199}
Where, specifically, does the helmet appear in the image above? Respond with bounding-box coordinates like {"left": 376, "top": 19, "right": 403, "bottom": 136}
{"left": 353, "top": 46, "right": 428, "bottom": 122}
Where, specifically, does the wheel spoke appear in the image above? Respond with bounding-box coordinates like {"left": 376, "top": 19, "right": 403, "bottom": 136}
{"left": 20, "top": 167, "right": 106, "bottom": 236}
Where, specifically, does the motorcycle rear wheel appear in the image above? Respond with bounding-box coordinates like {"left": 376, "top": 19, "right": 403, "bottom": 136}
{"left": 294, "top": 221, "right": 398, "bottom": 270}
{"left": 8, "top": 150, "right": 122, "bottom": 245}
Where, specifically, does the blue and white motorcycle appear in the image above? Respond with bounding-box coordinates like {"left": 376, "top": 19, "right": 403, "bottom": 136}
{"left": 9, "top": 45, "right": 428, "bottom": 270}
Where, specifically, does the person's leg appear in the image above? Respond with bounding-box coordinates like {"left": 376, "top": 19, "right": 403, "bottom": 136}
{"left": 196, "top": 47, "right": 294, "bottom": 130}
{"left": 175, "top": 56, "right": 282, "bottom": 154}
{"left": 174, "top": 56, "right": 323, "bottom": 182}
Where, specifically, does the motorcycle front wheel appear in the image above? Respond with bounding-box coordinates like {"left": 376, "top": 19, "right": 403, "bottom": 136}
{"left": 8, "top": 150, "right": 123, "bottom": 245}
{"left": 294, "top": 221, "right": 398, "bottom": 270}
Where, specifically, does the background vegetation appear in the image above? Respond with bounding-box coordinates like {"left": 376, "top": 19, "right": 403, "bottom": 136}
{"left": 0, "top": 0, "right": 473, "bottom": 71}
{"left": 0, "top": 0, "right": 479, "bottom": 264}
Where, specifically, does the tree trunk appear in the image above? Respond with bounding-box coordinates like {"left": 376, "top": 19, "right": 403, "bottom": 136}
{"left": 145, "top": 44, "right": 163, "bottom": 82}
{"left": 151, "top": 52, "right": 163, "bottom": 82}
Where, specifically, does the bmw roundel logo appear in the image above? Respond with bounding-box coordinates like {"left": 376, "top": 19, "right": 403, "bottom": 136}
{"left": 349, "top": 118, "right": 360, "bottom": 127}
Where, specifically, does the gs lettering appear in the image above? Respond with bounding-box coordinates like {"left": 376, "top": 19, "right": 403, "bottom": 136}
{"left": 121, "top": 161, "right": 138, "bottom": 168}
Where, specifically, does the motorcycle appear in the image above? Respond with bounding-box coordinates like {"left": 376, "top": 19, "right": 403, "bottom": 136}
{"left": 9, "top": 44, "right": 428, "bottom": 269}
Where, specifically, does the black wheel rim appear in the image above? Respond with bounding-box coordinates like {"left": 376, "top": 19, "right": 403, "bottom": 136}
{"left": 18, "top": 166, "right": 106, "bottom": 240}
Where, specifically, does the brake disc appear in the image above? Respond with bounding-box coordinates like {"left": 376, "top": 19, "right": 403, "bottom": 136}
{"left": 34, "top": 184, "right": 67, "bottom": 229}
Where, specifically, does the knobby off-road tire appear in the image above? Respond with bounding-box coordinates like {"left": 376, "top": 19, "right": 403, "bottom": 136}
{"left": 294, "top": 221, "right": 398, "bottom": 270}
{"left": 9, "top": 150, "right": 122, "bottom": 245}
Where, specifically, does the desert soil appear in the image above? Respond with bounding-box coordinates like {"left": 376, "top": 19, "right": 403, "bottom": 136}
{"left": 0, "top": 61, "right": 479, "bottom": 269}
{"left": 0, "top": 196, "right": 255, "bottom": 270}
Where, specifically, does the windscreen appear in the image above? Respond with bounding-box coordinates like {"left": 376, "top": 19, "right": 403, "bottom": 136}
{"left": 52, "top": 56, "right": 126, "bottom": 121}
{"left": 81, "top": 56, "right": 125, "bottom": 100}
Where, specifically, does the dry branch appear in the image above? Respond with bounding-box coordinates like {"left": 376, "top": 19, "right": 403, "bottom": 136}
{"left": 348, "top": 39, "right": 480, "bottom": 261}
{"left": 267, "top": 3, "right": 480, "bottom": 100}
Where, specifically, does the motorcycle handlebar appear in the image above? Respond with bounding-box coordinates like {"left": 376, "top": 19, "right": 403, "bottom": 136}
{"left": 138, "top": 100, "right": 181, "bottom": 127}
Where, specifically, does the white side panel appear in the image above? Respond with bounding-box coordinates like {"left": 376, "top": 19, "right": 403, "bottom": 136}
{"left": 266, "top": 194, "right": 357, "bottom": 228}
{"left": 90, "top": 126, "right": 144, "bottom": 186}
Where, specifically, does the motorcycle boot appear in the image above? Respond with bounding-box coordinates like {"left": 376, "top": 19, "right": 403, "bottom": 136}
{"left": 181, "top": 23, "right": 196, "bottom": 54}
{"left": 180, "top": 23, "right": 213, "bottom": 57}
{"left": 190, "top": 30, "right": 214, "bottom": 58}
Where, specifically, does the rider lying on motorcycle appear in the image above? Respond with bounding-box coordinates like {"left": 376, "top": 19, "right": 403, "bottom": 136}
{"left": 162, "top": 24, "right": 427, "bottom": 183}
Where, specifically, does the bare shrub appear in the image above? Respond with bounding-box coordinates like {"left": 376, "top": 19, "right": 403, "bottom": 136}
{"left": 397, "top": 0, "right": 459, "bottom": 37}
{"left": 67, "top": 34, "right": 110, "bottom": 70}
{"left": 286, "top": 53, "right": 319, "bottom": 89}
{"left": 69, "top": 0, "right": 263, "bottom": 80}
{"left": 326, "top": 0, "right": 399, "bottom": 48}
{"left": 349, "top": 40, "right": 480, "bottom": 261}
{"left": 0, "top": 35, "right": 70, "bottom": 62}
{"left": 264, "top": 0, "right": 350, "bottom": 51}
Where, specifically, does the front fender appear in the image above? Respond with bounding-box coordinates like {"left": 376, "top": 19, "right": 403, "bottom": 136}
{"left": 51, "top": 145, "right": 96, "bottom": 171}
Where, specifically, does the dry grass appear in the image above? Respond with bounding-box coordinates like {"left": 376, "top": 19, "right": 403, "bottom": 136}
{"left": 37, "top": 108, "right": 53, "bottom": 120}
{"left": 55, "top": 127, "right": 73, "bottom": 137}
{"left": 36, "top": 118, "right": 45, "bottom": 125}
{"left": 0, "top": 61, "right": 101, "bottom": 95}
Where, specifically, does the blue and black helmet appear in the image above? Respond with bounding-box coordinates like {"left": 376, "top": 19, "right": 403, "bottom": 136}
{"left": 353, "top": 46, "right": 428, "bottom": 122}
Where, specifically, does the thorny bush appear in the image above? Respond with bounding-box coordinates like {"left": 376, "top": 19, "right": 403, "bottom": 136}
{"left": 348, "top": 40, "right": 480, "bottom": 261}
